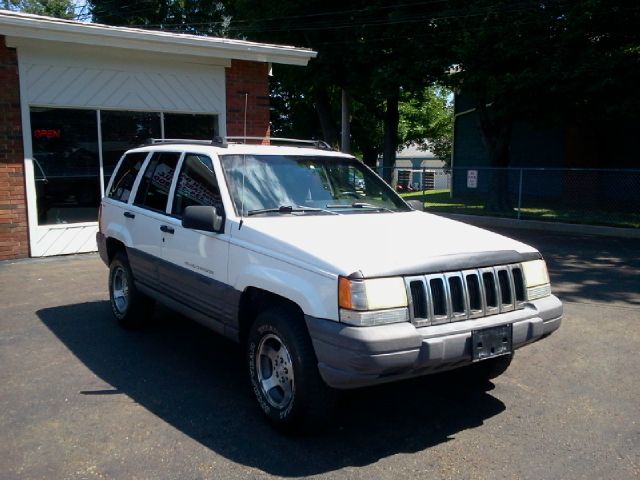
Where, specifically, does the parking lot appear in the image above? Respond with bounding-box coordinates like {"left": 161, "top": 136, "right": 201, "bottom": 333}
{"left": 1, "top": 227, "right": 638, "bottom": 480}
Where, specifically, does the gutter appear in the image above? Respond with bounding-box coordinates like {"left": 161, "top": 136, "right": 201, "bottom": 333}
{"left": 0, "top": 10, "right": 317, "bottom": 66}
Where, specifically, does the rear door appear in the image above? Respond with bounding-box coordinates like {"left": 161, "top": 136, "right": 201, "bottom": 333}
{"left": 126, "top": 151, "right": 181, "bottom": 291}
{"left": 158, "top": 153, "right": 235, "bottom": 333}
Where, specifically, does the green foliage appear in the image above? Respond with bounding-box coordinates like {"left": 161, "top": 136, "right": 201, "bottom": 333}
{"left": 89, "top": 0, "right": 229, "bottom": 35}
{"left": 399, "top": 87, "right": 453, "bottom": 165}
{"left": 2, "top": 0, "right": 75, "bottom": 18}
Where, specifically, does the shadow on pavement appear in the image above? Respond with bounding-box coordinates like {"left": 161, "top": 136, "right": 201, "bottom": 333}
{"left": 38, "top": 301, "right": 505, "bottom": 477}
{"left": 490, "top": 228, "right": 640, "bottom": 307}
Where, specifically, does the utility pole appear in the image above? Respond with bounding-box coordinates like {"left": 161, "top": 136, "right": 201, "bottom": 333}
{"left": 341, "top": 89, "right": 351, "bottom": 153}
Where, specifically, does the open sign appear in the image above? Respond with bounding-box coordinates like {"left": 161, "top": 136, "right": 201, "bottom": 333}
{"left": 34, "top": 129, "right": 61, "bottom": 140}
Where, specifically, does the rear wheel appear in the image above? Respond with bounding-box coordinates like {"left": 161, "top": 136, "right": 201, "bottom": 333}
{"left": 108, "top": 251, "right": 154, "bottom": 328}
{"left": 247, "top": 305, "right": 335, "bottom": 432}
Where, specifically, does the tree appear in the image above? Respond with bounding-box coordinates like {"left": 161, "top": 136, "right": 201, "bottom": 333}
{"left": 399, "top": 86, "right": 453, "bottom": 167}
{"left": 228, "top": 0, "right": 447, "bottom": 179}
{"left": 2, "top": 0, "right": 75, "bottom": 18}
{"left": 432, "top": 0, "right": 640, "bottom": 211}
{"left": 90, "top": 0, "right": 229, "bottom": 35}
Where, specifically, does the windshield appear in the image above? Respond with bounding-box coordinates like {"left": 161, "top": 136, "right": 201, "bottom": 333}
{"left": 219, "top": 154, "right": 410, "bottom": 216}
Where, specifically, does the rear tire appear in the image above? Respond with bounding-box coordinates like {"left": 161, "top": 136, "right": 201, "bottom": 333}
{"left": 247, "top": 305, "right": 335, "bottom": 432}
{"left": 108, "top": 251, "right": 154, "bottom": 329}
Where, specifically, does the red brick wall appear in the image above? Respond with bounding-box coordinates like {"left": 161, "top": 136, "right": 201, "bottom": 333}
{"left": 0, "top": 36, "right": 29, "bottom": 260}
{"left": 225, "top": 60, "right": 270, "bottom": 140}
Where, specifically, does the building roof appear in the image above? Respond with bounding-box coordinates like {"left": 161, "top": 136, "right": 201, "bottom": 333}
{"left": 0, "top": 10, "right": 316, "bottom": 66}
{"left": 396, "top": 144, "right": 437, "bottom": 160}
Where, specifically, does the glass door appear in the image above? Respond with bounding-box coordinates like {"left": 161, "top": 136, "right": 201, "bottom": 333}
{"left": 30, "top": 108, "right": 100, "bottom": 225}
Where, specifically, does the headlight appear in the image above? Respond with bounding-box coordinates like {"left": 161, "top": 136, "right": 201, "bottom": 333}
{"left": 521, "top": 259, "right": 552, "bottom": 300}
{"left": 338, "top": 276, "right": 409, "bottom": 326}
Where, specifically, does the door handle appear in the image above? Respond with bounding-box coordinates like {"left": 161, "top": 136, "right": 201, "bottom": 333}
{"left": 123, "top": 211, "right": 135, "bottom": 219}
{"left": 160, "top": 225, "right": 174, "bottom": 234}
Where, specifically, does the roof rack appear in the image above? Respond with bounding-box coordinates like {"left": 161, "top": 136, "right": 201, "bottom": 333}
{"left": 142, "top": 136, "right": 335, "bottom": 150}
{"left": 146, "top": 138, "right": 218, "bottom": 146}
{"left": 225, "top": 136, "right": 333, "bottom": 150}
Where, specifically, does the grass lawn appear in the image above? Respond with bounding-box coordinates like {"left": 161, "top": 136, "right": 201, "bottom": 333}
{"left": 401, "top": 190, "right": 640, "bottom": 229}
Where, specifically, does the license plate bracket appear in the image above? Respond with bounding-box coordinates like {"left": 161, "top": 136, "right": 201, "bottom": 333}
{"left": 472, "top": 324, "right": 512, "bottom": 361}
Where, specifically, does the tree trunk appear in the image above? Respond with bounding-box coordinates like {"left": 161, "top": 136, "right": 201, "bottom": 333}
{"left": 361, "top": 146, "right": 378, "bottom": 169}
{"left": 314, "top": 89, "right": 339, "bottom": 148}
{"left": 382, "top": 91, "right": 400, "bottom": 184}
{"left": 477, "top": 103, "right": 513, "bottom": 213}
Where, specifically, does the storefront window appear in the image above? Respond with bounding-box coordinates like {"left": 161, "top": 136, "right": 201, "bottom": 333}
{"left": 30, "top": 108, "right": 219, "bottom": 226}
{"left": 100, "top": 111, "right": 161, "bottom": 188}
{"left": 164, "top": 113, "right": 219, "bottom": 140}
{"left": 31, "top": 108, "right": 100, "bottom": 225}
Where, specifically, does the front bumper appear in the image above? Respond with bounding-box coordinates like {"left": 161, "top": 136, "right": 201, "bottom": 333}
{"left": 306, "top": 294, "right": 562, "bottom": 389}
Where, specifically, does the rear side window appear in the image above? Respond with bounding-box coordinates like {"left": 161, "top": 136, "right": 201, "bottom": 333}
{"left": 134, "top": 152, "right": 180, "bottom": 212}
{"left": 171, "top": 154, "right": 223, "bottom": 218}
{"left": 107, "top": 152, "right": 147, "bottom": 202}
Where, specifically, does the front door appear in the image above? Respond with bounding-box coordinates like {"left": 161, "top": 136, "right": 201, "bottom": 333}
{"left": 158, "top": 153, "right": 234, "bottom": 334}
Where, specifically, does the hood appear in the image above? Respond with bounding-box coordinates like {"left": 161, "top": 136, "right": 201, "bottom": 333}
{"left": 235, "top": 211, "right": 539, "bottom": 278}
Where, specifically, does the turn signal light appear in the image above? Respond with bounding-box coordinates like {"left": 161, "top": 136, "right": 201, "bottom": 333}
{"left": 338, "top": 277, "right": 353, "bottom": 309}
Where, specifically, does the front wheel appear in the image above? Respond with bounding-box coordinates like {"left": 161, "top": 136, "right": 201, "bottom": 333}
{"left": 247, "top": 305, "right": 335, "bottom": 432}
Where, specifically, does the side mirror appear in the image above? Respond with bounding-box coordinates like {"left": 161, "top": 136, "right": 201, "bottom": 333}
{"left": 407, "top": 199, "right": 425, "bottom": 212}
{"left": 182, "top": 205, "right": 224, "bottom": 233}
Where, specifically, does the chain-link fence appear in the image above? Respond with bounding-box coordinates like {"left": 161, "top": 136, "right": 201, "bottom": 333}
{"left": 377, "top": 166, "right": 640, "bottom": 228}
{"left": 376, "top": 166, "right": 452, "bottom": 193}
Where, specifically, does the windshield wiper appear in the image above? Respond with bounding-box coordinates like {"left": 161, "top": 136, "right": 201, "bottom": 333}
{"left": 247, "top": 205, "right": 333, "bottom": 216}
{"left": 325, "top": 202, "right": 393, "bottom": 212}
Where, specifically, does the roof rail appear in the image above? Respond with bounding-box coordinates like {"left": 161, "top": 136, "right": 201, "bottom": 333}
{"left": 141, "top": 136, "right": 334, "bottom": 150}
{"left": 225, "top": 136, "right": 334, "bottom": 150}
{"left": 144, "top": 138, "right": 225, "bottom": 146}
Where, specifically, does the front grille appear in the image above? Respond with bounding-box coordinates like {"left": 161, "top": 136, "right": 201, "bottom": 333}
{"left": 405, "top": 263, "right": 526, "bottom": 326}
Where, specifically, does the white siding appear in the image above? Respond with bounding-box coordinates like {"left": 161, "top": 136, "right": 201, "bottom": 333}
{"left": 20, "top": 44, "right": 225, "bottom": 113}
{"left": 30, "top": 224, "right": 99, "bottom": 257}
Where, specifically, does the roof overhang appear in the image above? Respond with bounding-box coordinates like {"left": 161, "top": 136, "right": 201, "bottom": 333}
{"left": 0, "top": 10, "right": 316, "bottom": 66}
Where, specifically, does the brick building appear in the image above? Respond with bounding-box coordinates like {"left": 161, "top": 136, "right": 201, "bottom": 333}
{"left": 0, "top": 10, "right": 315, "bottom": 260}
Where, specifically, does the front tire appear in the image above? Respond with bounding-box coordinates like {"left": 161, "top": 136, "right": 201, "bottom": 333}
{"left": 108, "top": 251, "right": 154, "bottom": 329}
{"left": 247, "top": 305, "right": 335, "bottom": 432}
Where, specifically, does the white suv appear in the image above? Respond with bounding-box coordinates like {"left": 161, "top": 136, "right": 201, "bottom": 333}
{"left": 97, "top": 138, "right": 562, "bottom": 430}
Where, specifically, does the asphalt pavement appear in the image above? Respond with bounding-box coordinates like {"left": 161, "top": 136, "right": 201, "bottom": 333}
{"left": 0, "top": 227, "right": 638, "bottom": 479}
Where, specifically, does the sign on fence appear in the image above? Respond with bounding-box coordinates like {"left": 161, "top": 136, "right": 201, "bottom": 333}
{"left": 467, "top": 170, "right": 478, "bottom": 188}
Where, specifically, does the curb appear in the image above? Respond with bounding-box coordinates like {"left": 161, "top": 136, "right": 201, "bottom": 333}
{"left": 0, "top": 252, "right": 99, "bottom": 267}
{"left": 436, "top": 213, "right": 640, "bottom": 239}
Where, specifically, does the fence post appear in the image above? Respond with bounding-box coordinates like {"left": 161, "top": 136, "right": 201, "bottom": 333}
{"left": 422, "top": 167, "right": 425, "bottom": 197}
{"left": 517, "top": 168, "right": 523, "bottom": 220}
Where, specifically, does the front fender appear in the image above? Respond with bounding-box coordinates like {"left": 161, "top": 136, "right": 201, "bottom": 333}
{"left": 233, "top": 263, "right": 339, "bottom": 321}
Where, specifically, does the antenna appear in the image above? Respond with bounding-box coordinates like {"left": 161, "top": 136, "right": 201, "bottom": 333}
{"left": 239, "top": 152, "right": 246, "bottom": 229}
{"left": 239, "top": 91, "right": 249, "bottom": 228}
{"left": 243, "top": 92, "right": 248, "bottom": 144}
